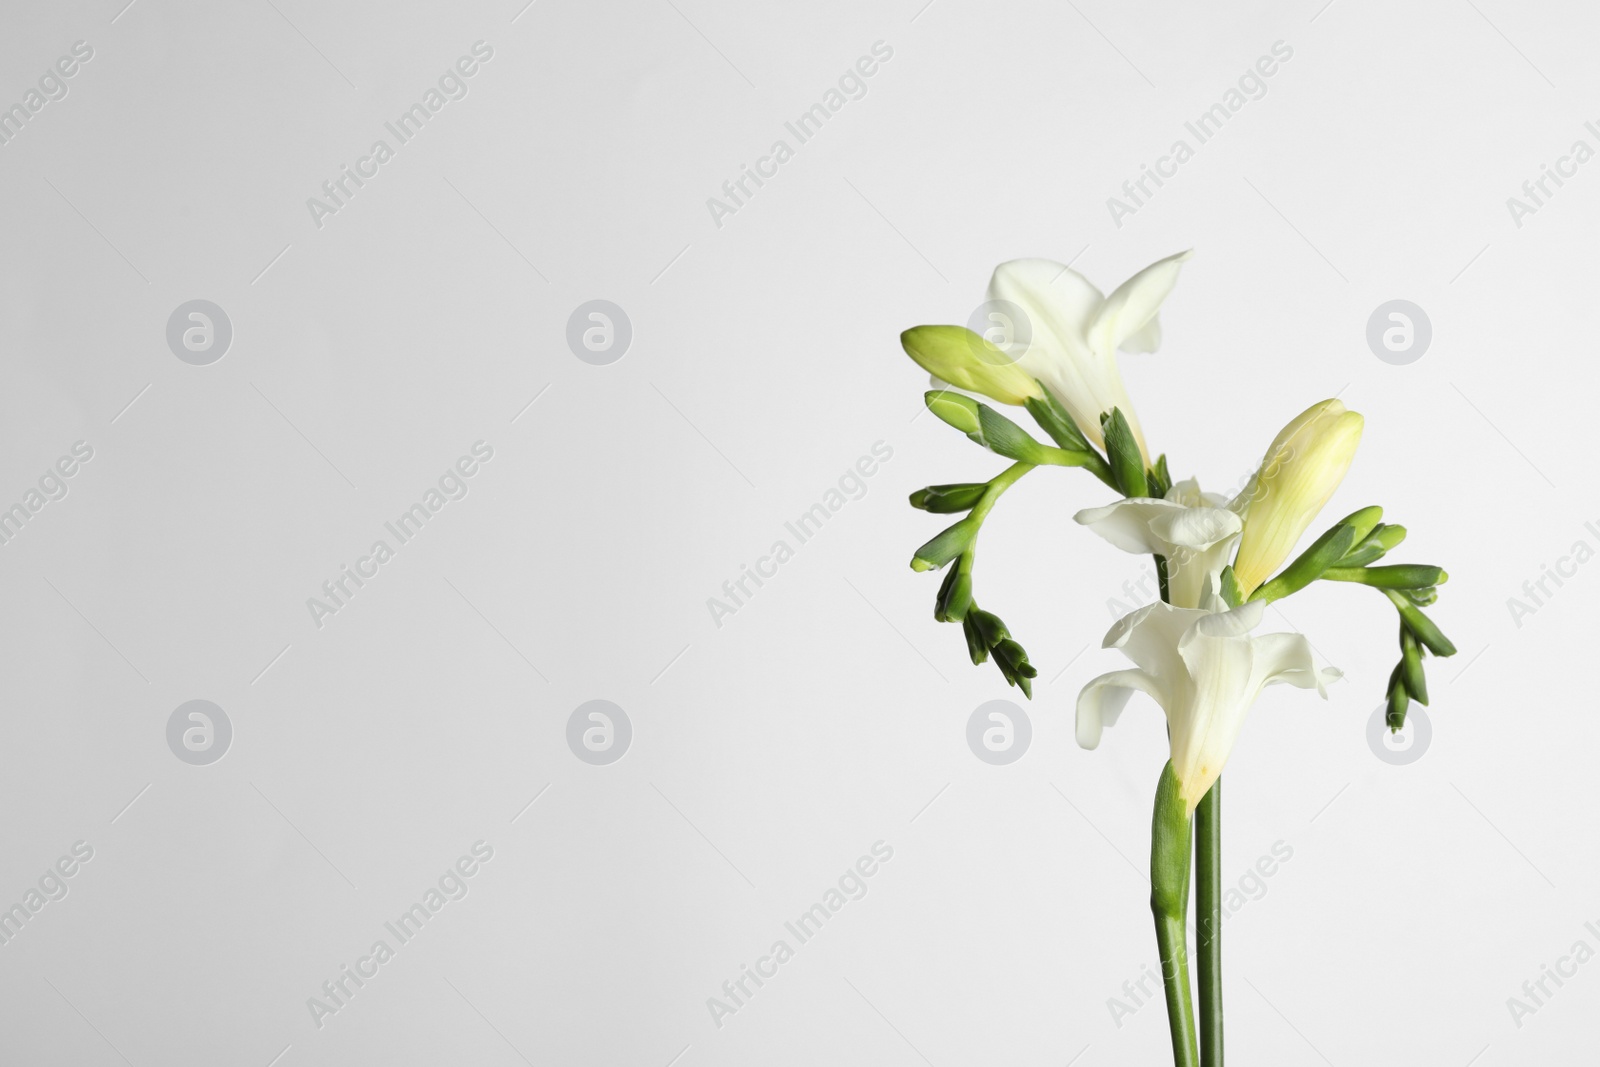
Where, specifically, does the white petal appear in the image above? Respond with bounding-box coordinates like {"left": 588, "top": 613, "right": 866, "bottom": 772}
{"left": 1078, "top": 497, "right": 1241, "bottom": 610}
{"left": 1252, "top": 633, "right": 1340, "bottom": 697}
{"left": 1164, "top": 531, "right": 1241, "bottom": 612}
{"left": 1166, "top": 478, "right": 1204, "bottom": 508}
{"left": 1105, "top": 600, "right": 1202, "bottom": 682}
{"left": 1090, "top": 250, "right": 1192, "bottom": 358}
{"left": 987, "top": 258, "right": 1147, "bottom": 456}
{"left": 988, "top": 258, "right": 1104, "bottom": 371}
{"left": 1077, "top": 667, "right": 1165, "bottom": 749}
{"left": 1075, "top": 498, "right": 1183, "bottom": 556}
{"left": 1118, "top": 315, "right": 1162, "bottom": 354}
{"left": 1188, "top": 600, "right": 1264, "bottom": 641}
{"left": 1170, "top": 615, "right": 1259, "bottom": 811}
{"left": 1147, "top": 506, "right": 1241, "bottom": 552}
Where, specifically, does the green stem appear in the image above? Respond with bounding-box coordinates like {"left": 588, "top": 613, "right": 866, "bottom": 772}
{"left": 971, "top": 461, "right": 1033, "bottom": 523}
{"left": 1151, "top": 763, "right": 1199, "bottom": 1067}
{"left": 1196, "top": 780, "right": 1223, "bottom": 1066}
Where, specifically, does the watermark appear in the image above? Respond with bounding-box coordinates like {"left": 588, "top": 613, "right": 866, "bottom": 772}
{"left": 1107, "top": 840, "right": 1293, "bottom": 1028}
{"left": 0, "top": 40, "right": 94, "bottom": 149}
{"left": 0, "top": 440, "right": 94, "bottom": 549}
{"left": 1505, "top": 121, "right": 1600, "bottom": 229}
{"left": 1368, "top": 703, "right": 1430, "bottom": 765}
{"left": 965, "top": 299, "right": 1032, "bottom": 365}
{"left": 167, "top": 700, "right": 232, "bottom": 765}
{"left": 306, "top": 840, "right": 495, "bottom": 1029}
{"left": 306, "top": 441, "right": 494, "bottom": 629}
{"left": 167, "top": 300, "right": 233, "bottom": 365}
{"left": 306, "top": 42, "right": 495, "bottom": 229}
{"left": 706, "top": 840, "right": 894, "bottom": 1029}
{"left": 567, "top": 700, "right": 631, "bottom": 765}
{"left": 1107, "top": 40, "right": 1294, "bottom": 228}
{"left": 1365, "top": 300, "right": 1430, "bottom": 365}
{"left": 1506, "top": 918, "right": 1600, "bottom": 1029}
{"left": 566, "top": 300, "right": 631, "bottom": 365}
{"left": 966, "top": 699, "right": 1031, "bottom": 765}
{"left": 0, "top": 841, "right": 95, "bottom": 949}
{"left": 706, "top": 441, "right": 893, "bottom": 628}
{"left": 1506, "top": 520, "right": 1600, "bottom": 628}
{"left": 705, "top": 41, "right": 894, "bottom": 229}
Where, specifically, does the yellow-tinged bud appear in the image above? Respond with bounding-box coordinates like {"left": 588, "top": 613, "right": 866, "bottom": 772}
{"left": 900, "top": 326, "right": 1045, "bottom": 406}
{"left": 1233, "top": 399, "right": 1364, "bottom": 593}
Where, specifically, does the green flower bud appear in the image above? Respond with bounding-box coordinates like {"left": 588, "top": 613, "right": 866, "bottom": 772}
{"left": 1400, "top": 627, "right": 1429, "bottom": 705}
{"left": 1250, "top": 523, "right": 1358, "bottom": 605}
{"left": 962, "top": 612, "right": 988, "bottom": 665}
{"left": 934, "top": 563, "right": 973, "bottom": 623}
{"left": 909, "top": 483, "right": 988, "bottom": 513}
{"left": 1322, "top": 564, "right": 1445, "bottom": 589}
{"left": 910, "top": 517, "right": 978, "bottom": 572}
{"left": 1337, "top": 506, "right": 1384, "bottom": 545}
{"left": 926, "top": 391, "right": 1052, "bottom": 463}
{"left": 926, "top": 390, "right": 981, "bottom": 435}
{"left": 976, "top": 404, "right": 1048, "bottom": 462}
{"left": 1338, "top": 522, "right": 1406, "bottom": 567}
{"left": 1386, "top": 663, "right": 1410, "bottom": 730}
{"left": 1385, "top": 590, "right": 1456, "bottom": 657}
{"left": 1100, "top": 408, "right": 1148, "bottom": 498}
{"left": 1023, "top": 389, "right": 1093, "bottom": 452}
{"left": 901, "top": 325, "right": 1046, "bottom": 406}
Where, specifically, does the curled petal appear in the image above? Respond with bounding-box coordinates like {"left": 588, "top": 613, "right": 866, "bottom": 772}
{"left": 1253, "top": 632, "right": 1341, "bottom": 697}
{"left": 1090, "top": 249, "right": 1192, "bottom": 357}
{"left": 1076, "top": 667, "right": 1165, "bottom": 749}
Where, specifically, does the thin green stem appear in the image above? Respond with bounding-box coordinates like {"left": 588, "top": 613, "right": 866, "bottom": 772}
{"left": 970, "top": 461, "right": 1033, "bottom": 523}
{"left": 1196, "top": 780, "right": 1223, "bottom": 1066}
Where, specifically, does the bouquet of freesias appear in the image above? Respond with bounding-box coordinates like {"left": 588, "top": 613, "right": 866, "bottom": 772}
{"left": 898, "top": 251, "right": 1454, "bottom": 1065}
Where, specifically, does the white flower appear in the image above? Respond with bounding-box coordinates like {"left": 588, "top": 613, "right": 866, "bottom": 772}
{"left": 1076, "top": 599, "right": 1340, "bottom": 814}
{"left": 985, "top": 250, "right": 1192, "bottom": 463}
{"left": 1074, "top": 479, "right": 1239, "bottom": 609}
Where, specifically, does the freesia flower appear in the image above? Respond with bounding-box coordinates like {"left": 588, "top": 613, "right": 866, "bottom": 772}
{"left": 1232, "top": 399, "right": 1364, "bottom": 594}
{"left": 986, "top": 250, "right": 1192, "bottom": 463}
{"left": 1074, "top": 479, "right": 1239, "bottom": 609}
{"left": 900, "top": 325, "right": 1045, "bottom": 406}
{"left": 1076, "top": 598, "right": 1340, "bottom": 814}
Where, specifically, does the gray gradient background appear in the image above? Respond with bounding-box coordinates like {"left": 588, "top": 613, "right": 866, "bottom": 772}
{"left": 0, "top": 0, "right": 1594, "bottom": 1064}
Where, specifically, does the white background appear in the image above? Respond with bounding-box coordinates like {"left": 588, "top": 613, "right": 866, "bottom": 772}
{"left": 0, "top": 0, "right": 1595, "bottom": 1064}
